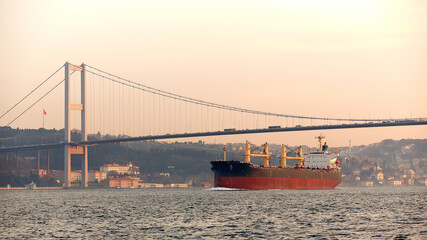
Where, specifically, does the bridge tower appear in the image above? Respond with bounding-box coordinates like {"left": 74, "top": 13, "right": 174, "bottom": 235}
{"left": 64, "top": 62, "right": 88, "bottom": 188}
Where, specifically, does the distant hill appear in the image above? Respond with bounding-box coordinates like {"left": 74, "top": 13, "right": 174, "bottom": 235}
{"left": 1, "top": 126, "right": 426, "bottom": 184}
{"left": 355, "top": 139, "right": 427, "bottom": 161}
{"left": 345, "top": 139, "right": 427, "bottom": 176}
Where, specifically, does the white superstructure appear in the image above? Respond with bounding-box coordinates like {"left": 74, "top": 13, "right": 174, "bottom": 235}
{"left": 304, "top": 151, "right": 338, "bottom": 168}
{"left": 304, "top": 135, "right": 339, "bottom": 169}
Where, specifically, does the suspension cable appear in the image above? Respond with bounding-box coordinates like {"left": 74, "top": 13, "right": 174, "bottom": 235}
{"left": 7, "top": 80, "right": 64, "bottom": 126}
{"left": 6, "top": 71, "right": 77, "bottom": 127}
{"left": 0, "top": 65, "right": 64, "bottom": 120}
{"left": 86, "top": 65, "right": 396, "bottom": 122}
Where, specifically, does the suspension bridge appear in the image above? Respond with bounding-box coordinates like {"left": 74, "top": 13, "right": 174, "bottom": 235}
{"left": 1, "top": 62, "right": 426, "bottom": 188}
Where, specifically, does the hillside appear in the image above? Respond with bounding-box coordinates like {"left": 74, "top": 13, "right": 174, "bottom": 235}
{"left": 1, "top": 126, "right": 426, "bottom": 186}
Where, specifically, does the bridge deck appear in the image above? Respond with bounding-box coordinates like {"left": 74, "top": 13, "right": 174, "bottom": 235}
{"left": 1, "top": 120, "right": 426, "bottom": 152}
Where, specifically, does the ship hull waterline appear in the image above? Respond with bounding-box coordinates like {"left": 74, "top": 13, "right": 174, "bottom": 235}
{"left": 211, "top": 160, "right": 342, "bottom": 190}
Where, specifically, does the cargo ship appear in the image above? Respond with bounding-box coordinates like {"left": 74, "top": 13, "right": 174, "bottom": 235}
{"left": 210, "top": 136, "right": 341, "bottom": 190}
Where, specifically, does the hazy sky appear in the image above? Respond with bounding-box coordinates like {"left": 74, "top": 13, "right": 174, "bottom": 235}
{"left": 0, "top": 0, "right": 426, "bottom": 147}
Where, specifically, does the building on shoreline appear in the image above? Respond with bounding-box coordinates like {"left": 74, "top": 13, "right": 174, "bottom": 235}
{"left": 49, "top": 170, "right": 107, "bottom": 183}
{"left": 100, "top": 162, "right": 140, "bottom": 175}
{"left": 108, "top": 176, "right": 140, "bottom": 188}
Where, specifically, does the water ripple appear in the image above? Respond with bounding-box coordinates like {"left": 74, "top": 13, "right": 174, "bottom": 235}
{"left": 0, "top": 187, "right": 425, "bottom": 239}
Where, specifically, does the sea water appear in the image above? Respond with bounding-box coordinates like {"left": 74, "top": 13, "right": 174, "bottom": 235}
{"left": 0, "top": 187, "right": 425, "bottom": 239}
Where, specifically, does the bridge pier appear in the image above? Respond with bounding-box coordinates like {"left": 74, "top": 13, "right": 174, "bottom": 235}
{"left": 64, "top": 145, "right": 88, "bottom": 188}
{"left": 81, "top": 146, "right": 88, "bottom": 188}
{"left": 64, "top": 145, "right": 71, "bottom": 188}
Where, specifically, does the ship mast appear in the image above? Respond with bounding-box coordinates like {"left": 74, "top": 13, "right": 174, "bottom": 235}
{"left": 315, "top": 134, "right": 326, "bottom": 151}
{"left": 243, "top": 141, "right": 251, "bottom": 163}
{"left": 244, "top": 141, "right": 305, "bottom": 167}
{"left": 279, "top": 144, "right": 287, "bottom": 167}
{"left": 243, "top": 141, "right": 271, "bottom": 167}
{"left": 283, "top": 146, "right": 305, "bottom": 167}
{"left": 223, "top": 146, "right": 228, "bottom": 161}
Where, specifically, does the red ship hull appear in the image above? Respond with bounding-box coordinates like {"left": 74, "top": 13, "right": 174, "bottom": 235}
{"left": 211, "top": 160, "right": 341, "bottom": 190}
{"left": 215, "top": 176, "right": 340, "bottom": 190}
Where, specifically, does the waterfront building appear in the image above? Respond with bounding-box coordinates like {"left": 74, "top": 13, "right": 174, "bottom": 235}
{"left": 108, "top": 176, "right": 140, "bottom": 188}
{"left": 362, "top": 181, "right": 374, "bottom": 187}
{"left": 170, "top": 183, "right": 189, "bottom": 188}
{"left": 30, "top": 169, "right": 47, "bottom": 178}
{"left": 70, "top": 170, "right": 108, "bottom": 183}
{"left": 71, "top": 171, "right": 81, "bottom": 182}
{"left": 89, "top": 171, "right": 107, "bottom": 182}
{"left": 370, "top": 171, "right": 384, "bottom": 181}
{"left": 393, "top": 180, "right": 402, "bottom": 186}
{"left": 139, "top": 183, "right": 164, "bottom": 188}
{"left": 100, "top": 162, "right": 140, "bottom": 175}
